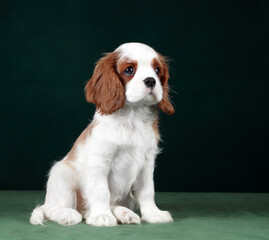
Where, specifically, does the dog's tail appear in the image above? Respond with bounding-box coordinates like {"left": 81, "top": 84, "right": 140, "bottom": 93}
{"left": 30, "top": 205, "right": 45, "bottom": 225}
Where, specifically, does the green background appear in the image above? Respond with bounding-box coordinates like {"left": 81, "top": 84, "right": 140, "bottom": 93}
{"left": 0, "top": 0, "right": 268, "bottom": 192}
{"left": 2, "top": 191, "right": 269, "bottom": 240}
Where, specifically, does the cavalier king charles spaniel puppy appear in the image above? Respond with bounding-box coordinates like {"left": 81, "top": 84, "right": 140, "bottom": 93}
{"left": 30, "top": 42, "right": 175, "bottom": 226}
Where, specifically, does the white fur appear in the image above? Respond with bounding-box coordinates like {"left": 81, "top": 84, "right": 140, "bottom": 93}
{"left": 117, "top": 43, "right": 163, "bottom": 104}
{"left": 30, "top": 43, "right": 173, "bottom": 226}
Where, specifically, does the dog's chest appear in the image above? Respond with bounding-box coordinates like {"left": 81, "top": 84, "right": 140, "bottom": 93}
{"left": 107, "top": 119, "right": 157, "bottom": 199}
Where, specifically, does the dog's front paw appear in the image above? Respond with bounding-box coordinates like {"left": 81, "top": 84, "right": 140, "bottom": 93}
{"left": 86, "top": 214, "right": 117, "bottom": 226}
{"left": 112, "top": 206, "right": 141, "bottom": 224}
{"left": 49, "top": 208, "right": 82, "bottom": 226}
{"left": 142, "top": 210, "right": 173, "bottom": 223}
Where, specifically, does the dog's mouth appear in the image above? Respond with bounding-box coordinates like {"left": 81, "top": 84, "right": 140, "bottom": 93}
{"left": 145, "top": 88, "right": 155, "bottom": 95}
{"left": 148, "top": 88, "right": 162, "bottom": 103}
{"left": 148, "top": 88, "right": 159, "bottom": 99}
{"left": 143, "top": 91, "right": 158, "bottom": 103}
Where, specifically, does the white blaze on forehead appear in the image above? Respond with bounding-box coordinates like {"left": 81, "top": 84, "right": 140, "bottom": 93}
{"left": 115, "top": 42, "right": 158, "bottom": 63}
{"left": 115, "top": 42, "right": 163, "bottom": 104}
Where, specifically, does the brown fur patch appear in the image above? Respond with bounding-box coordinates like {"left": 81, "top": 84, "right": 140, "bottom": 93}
{"left": 151, "top": 58, "right": 163, "bottom": 83}
{"left": 157, "top": 54, "right": 175, "bottom": 115}
{"left": 152, "top": 118, "right": 160, "bottom": 142}
{"left": 64, "top": 120, "right": 98, "bottom": 162}
{"left": 75, "top": 188, "right": 85, "bottom": 213}
{"left": 117, "top": 58, "right": 137, "bottom": 84}
{"left": 84, "top": 52, "right": 126, "bottom": 115}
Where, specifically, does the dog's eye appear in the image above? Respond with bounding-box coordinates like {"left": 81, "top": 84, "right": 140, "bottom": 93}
{"left": 155, "top": 67, "right": 160, "bottom": 75}
{"left": 124, "top": 66, "right": 135, "bottom": 76}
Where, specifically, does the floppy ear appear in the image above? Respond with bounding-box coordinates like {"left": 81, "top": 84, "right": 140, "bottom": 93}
{"left": 85, "top": 52, "right": 125, "bottom": 115}
{"left": 158, "top": 54, "right": 175, "bottom": 115}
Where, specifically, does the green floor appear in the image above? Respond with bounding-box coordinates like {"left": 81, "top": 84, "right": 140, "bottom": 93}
{"left": 0, "top": 192, "right": 269, "bottom": 240}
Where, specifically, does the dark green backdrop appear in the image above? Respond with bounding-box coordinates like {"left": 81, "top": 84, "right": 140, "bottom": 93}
{"left": 0, "top": 0, "right": 268, "bottom": 192}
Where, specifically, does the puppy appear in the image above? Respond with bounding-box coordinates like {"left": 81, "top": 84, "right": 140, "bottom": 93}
{"left": 30, "top": 42, "right": 175, "bottom": 226}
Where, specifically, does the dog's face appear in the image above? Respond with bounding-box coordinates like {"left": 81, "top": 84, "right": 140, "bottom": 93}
{"left": 85, "top": 42, "right": 175, "bottom": 115}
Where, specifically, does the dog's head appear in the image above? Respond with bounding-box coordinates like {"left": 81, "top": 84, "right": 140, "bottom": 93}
{"left": 85, "top": 42, "right": 175, "bottom": 115}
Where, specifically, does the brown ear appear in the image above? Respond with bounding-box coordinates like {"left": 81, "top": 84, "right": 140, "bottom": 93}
{"left": 158, "top": 54, "right": 175, "bottom": 115}
{"left": 85, "top": 52, "right": 125, "bottom": 115}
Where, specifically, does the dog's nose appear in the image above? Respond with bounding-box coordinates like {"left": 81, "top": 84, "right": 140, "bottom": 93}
{"left": 144, "top": 77, "right": 156, "bottom": 89}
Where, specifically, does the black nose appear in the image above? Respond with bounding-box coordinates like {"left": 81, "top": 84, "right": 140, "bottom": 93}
{"left": 144, "top": 77, "right": 156, "bottom": 89}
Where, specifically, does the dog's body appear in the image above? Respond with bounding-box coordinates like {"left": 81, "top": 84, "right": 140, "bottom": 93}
{"left": 30, "top": 43, "right": 175, "bottom": 226}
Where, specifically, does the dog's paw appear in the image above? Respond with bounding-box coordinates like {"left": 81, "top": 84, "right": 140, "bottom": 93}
{"left": 142, "top": 210, "right": 173, "bottom": 223}
{"left": 112, "top": 206, "right": 141, "bottom": 224}
{"left": 86, "top": 214, "right": 118, "bottom": 226}
{"left": 49, "top": 208, "right": 82, "bottom": 226}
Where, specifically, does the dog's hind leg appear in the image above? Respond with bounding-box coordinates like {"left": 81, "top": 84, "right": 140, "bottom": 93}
{"left": 30, "top": 161, "right": 82, "bottom": 226}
